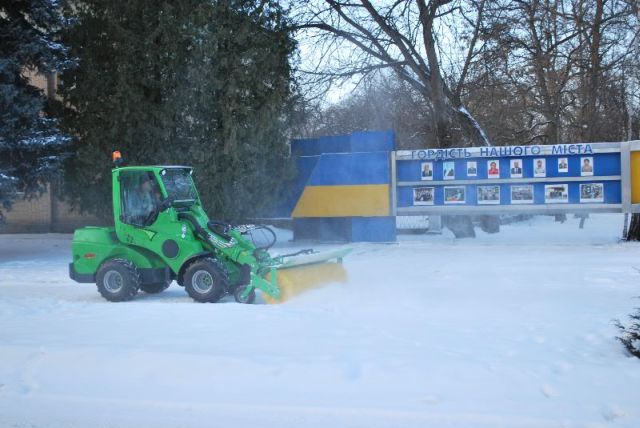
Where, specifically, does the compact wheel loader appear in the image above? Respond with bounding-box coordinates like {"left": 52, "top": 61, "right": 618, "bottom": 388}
{"left": 69, "top": 152, "right": 350, "bottom": 303}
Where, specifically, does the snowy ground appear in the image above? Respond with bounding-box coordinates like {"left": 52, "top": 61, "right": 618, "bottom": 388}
{"left": 1, "top": 214, "right": 640, "bottom": 428}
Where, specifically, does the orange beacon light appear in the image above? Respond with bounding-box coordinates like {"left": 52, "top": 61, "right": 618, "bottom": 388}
{"left": 112, "top": 150, "right": 123, "bottom": 166}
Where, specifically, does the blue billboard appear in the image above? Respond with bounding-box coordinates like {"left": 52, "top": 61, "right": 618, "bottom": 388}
{"left": 394, "top": 143, "right": 623, "bottom": 213}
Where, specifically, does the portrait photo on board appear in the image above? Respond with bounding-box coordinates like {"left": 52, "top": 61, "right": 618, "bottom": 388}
{"left": 558, "top": 157, "right": 569, "bottom": 173}
{"left": 478, "top": 185, "right": 500, "bottom": 204}
{"left": 444, "top": 186, "right": 466, "bottom": 204}
{"left": 510, "top": 159, "right": 523, "bottom": 178}
{"left": 580, "top": 183, "right": 604, "bottom": 203}
{"left": 487, "top": 160, "right": 500, "bottom": 178}
{"left": 466, "top": 161, "right": 477, "bottom": 177}
{"left": 413, "top": 186, "right": 435, "bottom": 205}
{"left": 534, "top": 158, "right": 546, "bottom": 177}
{"left": 581, "top": 157, "right": 594, "bottom": 176}
{"left": 511, "top": 185, "right": 534, "bottom": 204}
{"left": 443, "top": 161, "right": 455, "bottom": 180}
{"left": 420, "top": 162, "right": 433, "bottom": 180}
{"left": 545, "top": 183, "right": 569, "bottom": 203}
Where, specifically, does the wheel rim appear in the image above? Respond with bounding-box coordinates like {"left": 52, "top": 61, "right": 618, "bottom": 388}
{"left": 192, "top": 270, "right": 214, "bottom": 294}
{"left": 103, "top": 270, "right": 124, "bottom": 293}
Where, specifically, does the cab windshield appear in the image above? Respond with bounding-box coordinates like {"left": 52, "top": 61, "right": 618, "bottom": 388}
{"left": 161, "top": 168, "right": 198, "bottom": 204}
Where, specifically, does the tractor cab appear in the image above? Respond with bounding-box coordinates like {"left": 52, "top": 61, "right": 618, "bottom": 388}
{"left": 115, "top": 166, "right": 198, "bottom": 229}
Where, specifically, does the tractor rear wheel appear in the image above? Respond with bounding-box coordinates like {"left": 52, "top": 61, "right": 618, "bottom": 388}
{"left": 96, "top": 259, "right": 140, "bottom": 302}
{"left": 140, "top": 281, "right": 171, "bottom": 294}
{"left": 184, "top": 258, "right": 228, "bottom": 303}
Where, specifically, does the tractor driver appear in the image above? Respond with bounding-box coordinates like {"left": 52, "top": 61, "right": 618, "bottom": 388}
{"left": 128, "top": 174, "right": 160, "bottom": 224}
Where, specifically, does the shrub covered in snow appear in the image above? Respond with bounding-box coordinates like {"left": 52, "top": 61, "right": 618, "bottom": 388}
{"left": 616, "top": 306, "right": 640, "bottom": 358}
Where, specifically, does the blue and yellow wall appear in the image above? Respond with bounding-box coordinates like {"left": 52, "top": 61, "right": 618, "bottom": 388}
{"left": 286, "top": 131, "right": 396, "bottom": 242}
{"left": 271, "top": 133, "right": 640, "bottom": 242}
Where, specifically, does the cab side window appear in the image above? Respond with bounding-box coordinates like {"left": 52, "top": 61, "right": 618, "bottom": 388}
{"left": 120, "top": 171, "right": 161, "bottom": 226}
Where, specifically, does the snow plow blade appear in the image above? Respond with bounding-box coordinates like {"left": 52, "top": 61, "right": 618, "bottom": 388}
{"left": 264, "top": 248, "right": 351, "bottom": 303}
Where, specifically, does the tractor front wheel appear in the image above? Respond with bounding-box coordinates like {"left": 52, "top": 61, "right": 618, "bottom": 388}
{"left": 140, "top": 281, "right": 171, "bottom": 294}
{"left": 184, "top": 258, "right": 228, "bottom": 303}
{"left": 233, "top": 284, "right": 256, "bottom": 304}
{"left": 96, "top": 259, "right": 141, "bottom": 302}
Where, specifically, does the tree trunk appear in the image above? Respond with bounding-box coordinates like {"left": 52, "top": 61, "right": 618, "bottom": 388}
{"left": 443, "top": 216, "right": 476, "bottom": 238}
{"left": 583, "top": 0, "right": 604, "bottom": 142}
{"left": 419, "top": 1, "right": 454, "bottom": 148}
{"left": 479, "top": 215, "right": 500, "bottom": 234}
{"left": 627, "top": 214, "right": 640, "bottom": 241}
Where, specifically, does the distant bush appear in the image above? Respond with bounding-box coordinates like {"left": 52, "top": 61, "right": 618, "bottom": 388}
{"left": 616, "top": 305, "right": 640, "bottom": 358}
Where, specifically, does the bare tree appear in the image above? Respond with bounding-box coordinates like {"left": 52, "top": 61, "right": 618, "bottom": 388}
{"left": 490, "top": 0, "right": 584, "bottom": 144}
{"left": 462, "top": 0, "right": 638, "bottom": 145}
{"left": 572, "top": 0, "right": 635, "bottom": 142}
{"left": 292, "top": 74, "right": 433, "bottom": 149}
{"left": 292, "top": 0, "right": 491, "bottom": 148}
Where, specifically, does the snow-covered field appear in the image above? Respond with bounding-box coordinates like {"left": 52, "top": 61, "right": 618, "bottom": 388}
{"left": 1, "top": 214, "right": 639, "bottom": 428}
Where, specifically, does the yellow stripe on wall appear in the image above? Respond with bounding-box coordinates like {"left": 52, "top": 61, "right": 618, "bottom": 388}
{"left": 632, "top": 152, "right": 640, "bottom": 204}
{"left": 292, "top": 184, "right": 390, "bottom": 217}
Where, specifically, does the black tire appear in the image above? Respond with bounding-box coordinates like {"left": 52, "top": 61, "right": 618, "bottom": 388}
{"left": 96, "top": 259, "right": 140, "bottom": 302}
{"left": 233, "top": 284, "right": 256, "bottom": 304}
{"left": 140, "top": 281, "right": 171, "bottom": 294}
{"left": 184, "top": 258, "right": 229, "bottom": 303}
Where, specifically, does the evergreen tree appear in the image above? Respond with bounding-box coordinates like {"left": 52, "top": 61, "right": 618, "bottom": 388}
{"left": 61, "top": 0, "right": 296, "bottom": 222}
{"left": 0, "top": 0, "right": 71, "bottom": 221}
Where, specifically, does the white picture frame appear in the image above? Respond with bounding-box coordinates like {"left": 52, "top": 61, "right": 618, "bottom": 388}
{"left": 478, "top": 185, "right": 500, "bottom": 205}
{"left": 444, "top": 186, "right": 466, "bottom": 204}
{"left": 545, "top": 183, "right": 569, "bottom": 203}
{"left": 580, "top": 183, "right": 604, "bottom": 203}
{"left": 466, "top": 161, "right": 477, "bottom": 177}
{"left": 487, "top": 160, "right": 500, "bottom": 178}
{"left": 534, "top": 158, "right": 546, "bottom": 177}
{"left": 511, "top": 185, "right": 534, "bottom": 204}
{"left": 510, "top": 159, "right": 523, "bottom": 178}
{"left": 580, "top": 157, "right": 594, "bottom": 176}
{"left": 413, "top": 186, "right": 435, "bottom": 205}
{"left": 558, "top": 157, "right": 569, "bottom": 173}
{"left": 420, "top": 162, "right": 434, "bottom": 181}
{"left": 443, "top": 161, "right": 455, "bottom": 180}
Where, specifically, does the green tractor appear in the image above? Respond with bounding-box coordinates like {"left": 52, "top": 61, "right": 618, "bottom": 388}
{"left": 69, "top": 152, "right": 350, "bottom": 304}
